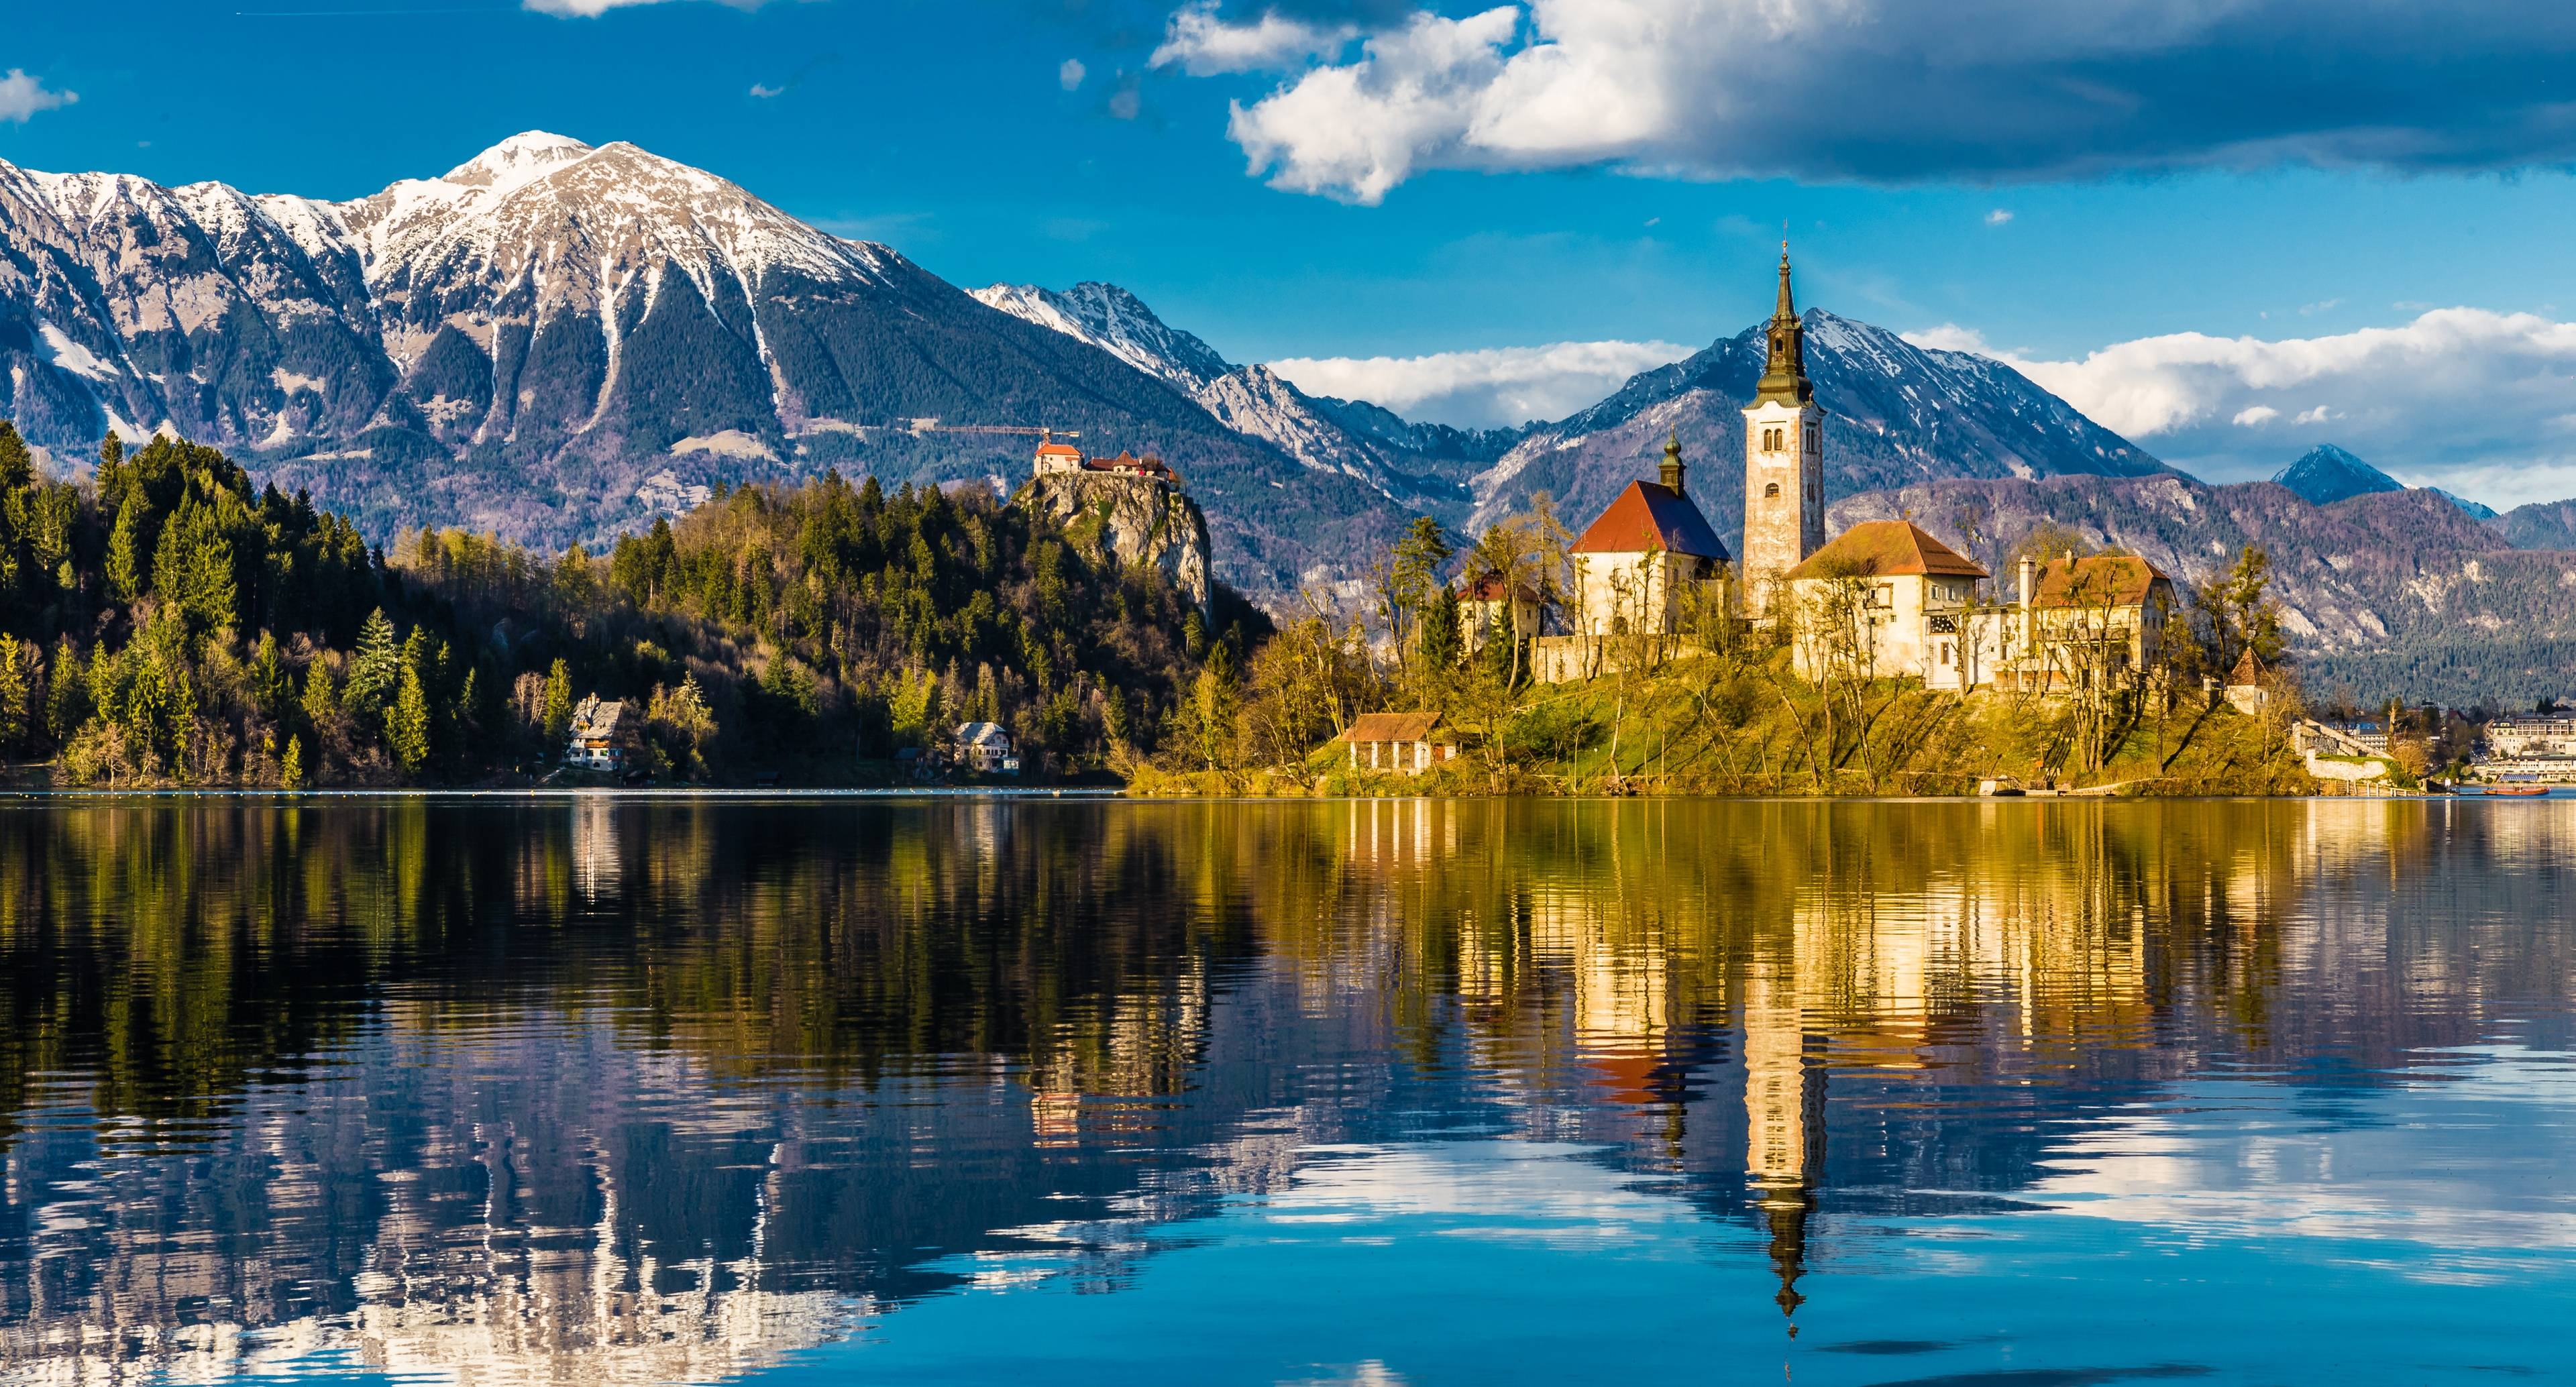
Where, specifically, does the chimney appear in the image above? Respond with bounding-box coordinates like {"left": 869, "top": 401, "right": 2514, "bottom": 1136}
{"left": 1659, "top": 431, "right": 1686, "bottom": 495}
{"left": 2017, "top": 555, "right": 2037, "bottom": 608}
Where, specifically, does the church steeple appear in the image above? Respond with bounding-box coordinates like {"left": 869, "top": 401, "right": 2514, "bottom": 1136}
{"left": 1754, "top": 248, "right": 1813, "bottom": 406}
{"left": 1658, "top": 429, "right": 1686, "bottom": 495}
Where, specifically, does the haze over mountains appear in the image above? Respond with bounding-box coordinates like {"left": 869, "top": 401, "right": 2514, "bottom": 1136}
{"left": 3, "top": 132, "right": 2573, "bottom": 700}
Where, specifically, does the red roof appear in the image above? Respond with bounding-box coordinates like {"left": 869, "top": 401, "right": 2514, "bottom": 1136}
{"left": 1035, "top": 441, "right": 1081, "bottom": 457}
{"left": 1459, "top": 571, "right": 1537, "bottom": 602}
{"left": 1342, "top": 712, "right": 1442, "bottom": 742}
{"left": 1571, "top": 481, "right": 1729, "bottom": 560}
{"left": 2031, "top": 553, "right": 2170, "bottom": 608}
{"left": 1785, "top": 521, "right": 1988, "bottom": 581}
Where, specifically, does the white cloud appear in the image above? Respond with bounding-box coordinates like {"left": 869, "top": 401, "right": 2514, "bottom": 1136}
{"left": 1171, "top": 0, "right": 2576, "bottom": 203}
{"left": 1930, "top": 308, "right": 2576, "bottom": 508}
{"left": 1059, "top": 58, "right": 1087, "bottom": 91}
{"left": 1268, "top": 338, "right": 1694, "bottom": 429}
{"left": 2300, "top": 298, "right": 2343, "bottom": 315}
{"left": 749, "top": 82, "right": 785, "bottom": 99}
{"left": 1985, "top": 209, "right": 2014, "bottom": 226}
{"left": 0, "top": 69, "right": 75, "bottom": 123}
{"left": 1152, "top": 3, "right": 1361, "bottom": 76}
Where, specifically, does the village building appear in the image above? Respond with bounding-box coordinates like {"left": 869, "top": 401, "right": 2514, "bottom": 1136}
{"left": 1457, "top": 571, "right": 1542, "bottom": 655}
{"left": 2222, "top": 651, "right": 2273, "bottom": 715}
{"left": 565, "top": 696, "right": 635, "bottom": 771}
{"left": 1340, "top": 712, "right": 1456, "bottom": 775}
{"left": 951, "top": 722, "right": 1021, "bottom": 775}
{"left": 1031, "top": 433, "right": 1182, "bottom": 486}
{"left": 1979, "top": 552, "right": 2181, "bottom": 693}
{"left": 1532, "top": 435, "right": 1729, "bottom": 681}
{"left": 2485, "top": 715, "right": 2576, "bottom": 759}
{"left": 1740, "top": 249, "right": 1827, "bottom": 614}
{"left": 1782, "top": 521, "right": 1988, "bottom": 689}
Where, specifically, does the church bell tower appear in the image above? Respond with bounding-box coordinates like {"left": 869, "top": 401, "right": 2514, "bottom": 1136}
{"left": 1740, "top": 249, "right": 1825, "bottom": 613}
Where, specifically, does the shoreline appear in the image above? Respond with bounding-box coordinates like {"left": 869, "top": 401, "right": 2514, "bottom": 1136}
{"left": 1, "top": 787, "right": 2548, "bottom": 803}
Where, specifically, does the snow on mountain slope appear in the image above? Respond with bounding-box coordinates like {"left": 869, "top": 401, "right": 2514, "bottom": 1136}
{"left": 0, "top": 135, "right": 1426, "bottom": 592}
{"left": 1471, "top": 308, "right": 2170, "bottom": 547}
{"left": 971, "top": 281, "right": 1233, "bottom": 393}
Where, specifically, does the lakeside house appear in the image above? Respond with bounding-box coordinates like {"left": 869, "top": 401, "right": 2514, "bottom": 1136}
{"left": 2479, "top": 715, "right": 2576, "bottom": 781}
{"left": 566, "top": 696, "right": 634, "bottom": 771}
{"left": 1341, "top": 712, "right": 1456, "bottom": 774}
{"left": 1783, "top": 520, "right": 1988, "bottom": 689}
{"left": 952, "top": 722, "right": 1021, "bottom": 775}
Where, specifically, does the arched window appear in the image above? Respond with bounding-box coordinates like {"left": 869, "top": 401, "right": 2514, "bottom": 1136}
{"left": 1764, "top": 482, "right": 1780, "bottom": 498}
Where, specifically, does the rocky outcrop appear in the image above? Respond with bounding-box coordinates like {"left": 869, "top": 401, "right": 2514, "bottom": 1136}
{"left": 1018, "top": 471, "right": 1214, "bottom": 617}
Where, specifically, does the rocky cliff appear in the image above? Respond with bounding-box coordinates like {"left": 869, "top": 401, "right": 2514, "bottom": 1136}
{"left": 1018, "top": 471, "right": 1214, "bottom": 618}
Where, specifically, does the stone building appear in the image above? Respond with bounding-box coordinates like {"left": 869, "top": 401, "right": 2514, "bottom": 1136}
{"left": 1740, "top": 250, "right": 1827, "bottom": 614}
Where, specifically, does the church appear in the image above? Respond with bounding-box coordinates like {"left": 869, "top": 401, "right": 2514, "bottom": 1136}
{"left": 1531, "top": 251, "right": 2176, "bottom": 692}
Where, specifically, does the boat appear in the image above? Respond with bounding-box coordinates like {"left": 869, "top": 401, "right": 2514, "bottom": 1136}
{"left": 2483, "top": 784, "right": 2552, "bottom": 797}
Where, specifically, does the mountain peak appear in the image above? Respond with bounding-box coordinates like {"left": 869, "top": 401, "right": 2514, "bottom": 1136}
{"left": 2273, "top": 443, "right": 2402, "bottom": 506}
{"left": 440, "top": 131, "right": 596, "bottom": 194}
{"left": 971, "top": 280, "right": 1235, "bottom": 393}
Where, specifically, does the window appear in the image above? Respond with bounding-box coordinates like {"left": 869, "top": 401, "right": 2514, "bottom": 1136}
{"left": 1764, "top": 482, "right": 1780, "bottom": 498}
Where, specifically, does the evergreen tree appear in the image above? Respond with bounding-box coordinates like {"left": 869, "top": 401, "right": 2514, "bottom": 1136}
{"left": 252, "top": 630, "right": 288, "bottom": 717}
{"left": 541, "top": 658, "right": 574, "bottom": 746}
{"left": 0, "top": 634, "right": 27, "bottom": 754}
{"left": 0, "top": 421, "right": 31, "bottom": 492}
{"left": 106, "top": 490, "right": 150, "bottom": 603}
{"left": 389, "top": 666, "right": 431, "bottom": 774}
{"left": 301, "top": 659, "right": 338, "bottom": 730}
{"left": 44, "top": 637, "right": 87, "bottom": 746}
{"left": 343, "top": 608, "right": 400, "bottom": 723}
{"left": 280, "top": 734, "right": 305, "bottom": 789}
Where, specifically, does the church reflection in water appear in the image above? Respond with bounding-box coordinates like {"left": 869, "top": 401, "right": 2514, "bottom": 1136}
{"left": 0, "top": 796, "right": 2565, "bottom": 1382}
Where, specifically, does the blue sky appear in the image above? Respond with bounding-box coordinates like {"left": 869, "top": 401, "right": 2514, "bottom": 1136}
{"left": 9, "top": 0, "right": 2576, "bottom": 502}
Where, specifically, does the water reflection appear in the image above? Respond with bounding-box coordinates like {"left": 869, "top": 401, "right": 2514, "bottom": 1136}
{"left": 0, "top": 798, "right": 2571, "bottom": 1383}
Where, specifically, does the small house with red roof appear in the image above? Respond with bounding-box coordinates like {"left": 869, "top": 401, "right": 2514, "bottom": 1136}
{"left": 1030, "top": 435, "right": 1183, "bottom": 487}
{"left": 1784, "top": 520, "right": 1990, "bottom": 689}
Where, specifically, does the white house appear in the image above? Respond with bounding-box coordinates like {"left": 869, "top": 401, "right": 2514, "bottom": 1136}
{"left": 1783, "top": 521, "right": 1988, "bottom": 689}
{"left": 953, "top": 722, "right": 1021, "bottom": 775}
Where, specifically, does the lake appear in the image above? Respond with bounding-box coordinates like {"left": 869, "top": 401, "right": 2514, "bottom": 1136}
{"left": 1, "top": 797, "right": 2572, "bottom": 1385}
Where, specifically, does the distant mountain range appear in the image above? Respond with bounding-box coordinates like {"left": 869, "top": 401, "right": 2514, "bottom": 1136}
{"left": 3, "top": 132, "right": 2573, "bottom": 700}
{"left": 2273, "top": 443, "right": 2497, "bottom": 520}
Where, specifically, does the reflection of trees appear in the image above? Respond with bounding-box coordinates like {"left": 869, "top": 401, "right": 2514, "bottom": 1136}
{"left": 4, "top": 797, "right": 2572, "bottom": 1376}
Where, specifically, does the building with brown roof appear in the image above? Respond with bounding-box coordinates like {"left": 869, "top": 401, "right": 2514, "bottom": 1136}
{"left": 1340, "top": 712, "right": 1455, "bottom": 775}
{"left": 1988, "top": 551, "right": 2181, "bottom": 694}
{"left": 1784, "top": 520, "right": 1989, "bottom": 688}
{"left": 1457, "top": 571, "right": 1542, "bottom": 657}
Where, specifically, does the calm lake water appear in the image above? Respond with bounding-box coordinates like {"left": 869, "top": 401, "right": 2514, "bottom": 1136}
{"left": 2, "top": 797, "right": 2573, "bottom": 1386}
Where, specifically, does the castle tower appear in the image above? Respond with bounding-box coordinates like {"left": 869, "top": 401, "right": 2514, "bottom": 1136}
{"left": 1740, "top": 249, "right": 1825, "bottom": 614}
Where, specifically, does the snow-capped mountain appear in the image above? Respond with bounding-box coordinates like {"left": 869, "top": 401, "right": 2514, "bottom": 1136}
{"left": 1470, "top": 308, "right": 2169, "bottom": 549}
{"left": 0, "top": 133, "right": 1430, "bottom": 588}
{"left": 2272, "top": 443, "right": 2402, "bottom": 506}
{"left": 975, "top": 281, "right": 1518, "bottom": 509}
{"left": 971, "top": 281, "right": 1233, "bottom": 393}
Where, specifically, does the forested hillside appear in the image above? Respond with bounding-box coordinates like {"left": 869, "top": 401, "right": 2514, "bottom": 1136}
{"left": 0, "top": 423, "right": 1248, "bottom": 786}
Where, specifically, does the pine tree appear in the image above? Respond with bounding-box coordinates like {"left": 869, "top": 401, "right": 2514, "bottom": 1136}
{"left": 107, "top": 490, "right": 150, "bottom": 603}
{"left": 343, "top": 608, "right": 400, "bottom": 723}
{"left": 44, "top": 638, "right": 86, "bottom": 746}
{"left": 541, "top": 658, "right": 574, "bottom": 746}
{"left": 0, "top": 421, "right": 30, "bottom": 492}
{"left": 280, "top": 734, "right": 305, "bottom": 789}
{"left": 390, "top": 666, "right": 431, "bottom": 775}
{"left": 252, "top": 631, "right": 288, "bottom": 718}
{"left": 301, "top": 659, "right": 339, "bottom": 730}
{"left": 95, "top": 434, "right": 127, "bottom": 512}
{"left": 0, "top": 634, "right": 27, "bottom": 755}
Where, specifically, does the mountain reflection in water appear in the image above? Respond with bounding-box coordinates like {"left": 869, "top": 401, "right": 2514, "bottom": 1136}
{"left": 0, "top": 799, "right": 2571, "bottom": 1384}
